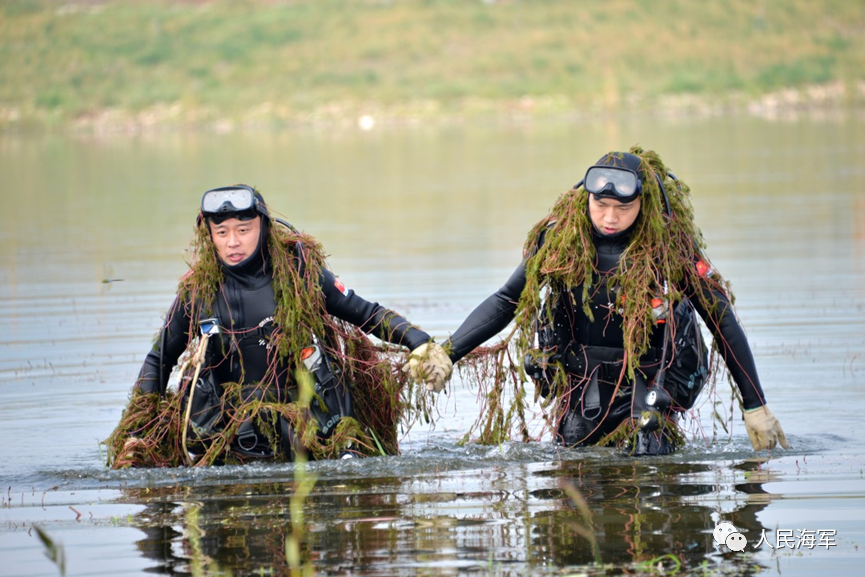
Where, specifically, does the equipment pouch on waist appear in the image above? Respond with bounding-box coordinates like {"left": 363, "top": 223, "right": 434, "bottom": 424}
{"left": 302, "top": 344, "right": 354, "bottom": 439}
{"left": 524, "top": 306, "right": 561, "bottom": 398}
{"left": 663, "top": 298, "right": 709, "bottom": 410}
{"left": 524, "top": 348, "right": 557, "bottom": 398}
{"left": 185, "top": 370, "right": 223, "bottom": 441}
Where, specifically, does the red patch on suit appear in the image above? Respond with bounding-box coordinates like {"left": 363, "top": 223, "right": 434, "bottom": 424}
{"left": 334, "top": 278, "right": 349, "bottom": 296}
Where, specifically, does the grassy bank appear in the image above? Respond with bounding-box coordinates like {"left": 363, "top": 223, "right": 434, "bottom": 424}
{"left": 1, "top": 0, "right": 864, "bottom": 132}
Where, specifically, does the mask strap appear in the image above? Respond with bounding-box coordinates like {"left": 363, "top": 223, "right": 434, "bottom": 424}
{"left": 578, "top": 172, "right": 671, "bottom": 219}
{"left": 655, "top": 172, "right": 672, "bottom": 218}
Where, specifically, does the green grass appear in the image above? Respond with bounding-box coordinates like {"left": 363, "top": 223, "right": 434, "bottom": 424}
{"left": 1, "top": 0, "right": 863, "bottom": 130}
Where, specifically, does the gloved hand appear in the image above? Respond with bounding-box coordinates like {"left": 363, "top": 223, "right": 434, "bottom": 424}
{"left": 744, "top": 406, "right": 790, "bottom": 451}
{"left": 402, "top": 342, "right": 453, "bottom": 393}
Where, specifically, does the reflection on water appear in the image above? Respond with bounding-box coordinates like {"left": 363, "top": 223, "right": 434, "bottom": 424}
{"left": 114, "top": 454, "right": 773, "bottom": 576}
{"left": 1, "top": 114, "right": 864, "bottom": 576}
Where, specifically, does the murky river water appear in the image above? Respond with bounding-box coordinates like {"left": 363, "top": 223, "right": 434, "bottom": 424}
{"left": 1, "top": 113, "right": 864, "bottom": 576}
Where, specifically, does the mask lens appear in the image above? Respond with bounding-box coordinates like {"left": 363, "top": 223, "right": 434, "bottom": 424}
{"left": 201, "top": 187, "right": 255, "bottom": 215}
{"left": 584, "top": 166, "right": 639, "bottom": 198}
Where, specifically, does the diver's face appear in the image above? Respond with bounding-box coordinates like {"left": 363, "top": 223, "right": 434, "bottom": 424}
{"left": 208, "top": 216, "right": 261, "bottom": 265}
{"left": 588, "top": 194, "right": 641, "bottom": 235}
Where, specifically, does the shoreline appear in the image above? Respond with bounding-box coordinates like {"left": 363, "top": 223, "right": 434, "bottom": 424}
{"left": 3, "top": 80, "right": 864, "bottom": 135}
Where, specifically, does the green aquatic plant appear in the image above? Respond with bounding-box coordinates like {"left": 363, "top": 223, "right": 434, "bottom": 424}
{"left": 33, "top": 525, "right": 66, "bottom": 577}
{"left": 598, "top": 416, "right": 686, "bottom": 455}
{"left": 561, "top": 481, "right": 602, "bottom": 566}
{"left": 285, "top": 370, "right": 317, "bottom": 577}
{"left": 105, "top": 203, "right": 432, "bottom": 468}
{"left": 636, "top": 553, "right": 683, "bottom": 575}
{"left": 185, "top": 503, "right": 234, "bottom": 577}
{"left": 457, "top": 145, "right": 731, "bottom": 448}
{"left": 516, "top": 146, "right": 729, "bottom": 380}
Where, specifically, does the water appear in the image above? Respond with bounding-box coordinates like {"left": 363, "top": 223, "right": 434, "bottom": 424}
{"left": 1, "top": 113, "right": 864, "bottom": 576}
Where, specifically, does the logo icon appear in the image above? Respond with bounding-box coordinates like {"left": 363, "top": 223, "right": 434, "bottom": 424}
{"left": 726, "top": 532, "right": 748, "bottom": 551}
{"left": 713, "top": 521, "right": 748, "bottom": 551}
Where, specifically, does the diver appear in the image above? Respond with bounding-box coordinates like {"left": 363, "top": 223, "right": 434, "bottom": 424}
{"left": 113, "top": 185, "right": 452, "bottom": 467}
{"left": 424, "top": 147, "right": 788, "bottom": 456}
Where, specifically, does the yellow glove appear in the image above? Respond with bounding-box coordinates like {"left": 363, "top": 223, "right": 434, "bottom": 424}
{"left": 402, "top": 342, "right": 453, "bottom": 393}
{"left": 744, "top": 406, "right": 790, "bottom": 451}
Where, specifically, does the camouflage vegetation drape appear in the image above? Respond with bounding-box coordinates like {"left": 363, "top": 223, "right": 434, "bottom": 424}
{"left": 106, "top": 212, "right": 432, "bottom": 468}
{"left": 457, "top": 146, "right": 732, "bottom": 447}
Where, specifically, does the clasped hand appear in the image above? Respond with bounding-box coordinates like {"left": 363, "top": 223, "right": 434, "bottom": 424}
{"left": 403, "top": 342, "right": 453, "bottom": 393}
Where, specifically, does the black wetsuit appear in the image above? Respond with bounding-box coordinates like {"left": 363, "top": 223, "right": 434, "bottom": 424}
{"left": 136, "top": 258, "right": 428, "bottom": 397}
{"left": 446, "top": 226, "right": 766, "bottom": 446}
{"left": 135, "top": 227, "right": 430, "bottom": 457}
